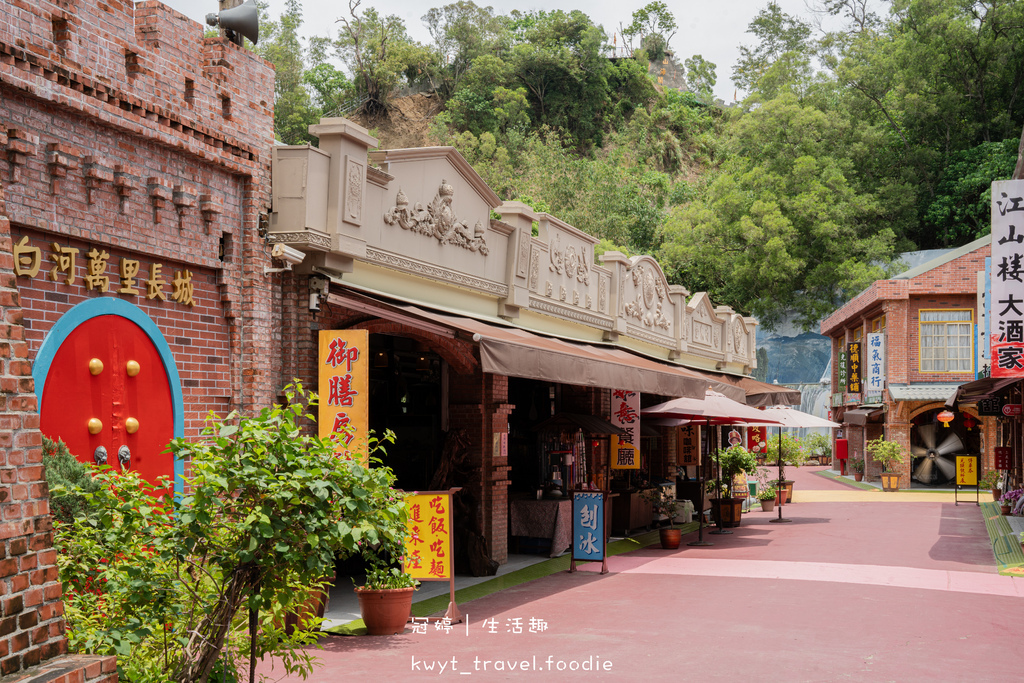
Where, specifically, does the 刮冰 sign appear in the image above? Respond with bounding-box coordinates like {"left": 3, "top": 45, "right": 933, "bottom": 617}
{"left": 610, "top": 389, "right": 640, "bottom": 470}
{"left": 990, "top": 179, "right": 1024, "bottom": 376}
{"left": 678, "top": 424, "right": 701, "bottom": 466}
{"left": 847, "top": 342, "right": 862, "bottom": 394}
{"left": 318, "top": 330, "right": 368, "bottom": 456}
{"left": 865, "top": 333, "right": 885, "bottom": 394}
{"left": 569, "top": 491, "right": 607, "bottom": 574}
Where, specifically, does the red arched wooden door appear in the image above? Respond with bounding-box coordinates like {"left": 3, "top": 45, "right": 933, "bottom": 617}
{"left": 39, "top": 315, "right": 175, "bottom": 487}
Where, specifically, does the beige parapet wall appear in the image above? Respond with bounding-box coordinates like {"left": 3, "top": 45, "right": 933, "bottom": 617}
{"left": 269, "top": 117, "right": 759, "bottom": 377}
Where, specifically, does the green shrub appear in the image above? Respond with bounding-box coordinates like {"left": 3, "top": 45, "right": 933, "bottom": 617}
{"left": 54, "top": 381, "right": 408, "bottom": 682}
{"left": 42, "top": 436, "right": 99, "bottom": 523}
{"left": 765, "top": 433, "right": 808, "bottom": 467}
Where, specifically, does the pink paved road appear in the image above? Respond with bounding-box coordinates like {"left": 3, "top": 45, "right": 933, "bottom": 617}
{"left": 257, "top": 469, "right": 1021, "bottom": 682}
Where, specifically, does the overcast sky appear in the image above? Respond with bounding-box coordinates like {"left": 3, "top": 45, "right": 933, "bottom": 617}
{"left": 162, "top": 0, "right": 839, "bottom": 102}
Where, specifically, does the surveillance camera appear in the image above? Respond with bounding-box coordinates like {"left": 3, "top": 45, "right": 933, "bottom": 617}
{"left": 271, "top": 243, "right": 305, "bottom": 266}
{"left": 309, "top": 291, "right": 321, "bottom": 313}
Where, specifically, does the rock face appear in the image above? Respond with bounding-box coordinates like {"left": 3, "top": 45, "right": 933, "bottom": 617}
{"left": 756, "top": 331, "right": 831, "bottom": 385}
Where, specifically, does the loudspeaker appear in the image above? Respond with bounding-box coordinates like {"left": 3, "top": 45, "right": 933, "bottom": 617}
{"left": 206, "top": 0, "right": 259, "bottom": 46}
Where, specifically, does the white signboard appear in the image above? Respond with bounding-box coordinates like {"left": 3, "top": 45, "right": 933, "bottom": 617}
{"left": 991, "top": 180, "right": 1024, "bottom": 377}
{"left": 865, "top": 332, "right": 885, "bottom": 394}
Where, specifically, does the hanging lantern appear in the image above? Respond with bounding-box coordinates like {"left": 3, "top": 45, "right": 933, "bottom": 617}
{"left": 936, "top": 409, "right": 955, "bottom": 427}
{"left": 962, "top": 413, "right": 978, "bottom": 431}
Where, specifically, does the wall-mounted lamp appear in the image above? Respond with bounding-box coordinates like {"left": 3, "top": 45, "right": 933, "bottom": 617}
{"left": 307, "top": 272, "right": 330, "bottom": 312}
{"left": 373, "top": 351, "right": 389, "bottom": 368}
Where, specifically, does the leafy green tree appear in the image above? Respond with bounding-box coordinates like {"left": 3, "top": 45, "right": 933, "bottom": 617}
{"left": 658, "top": 94, "right": 897, "bottom": 330}
{"left": 621, "top": 2, "right": 678, "bottom": 61}
{"left": 256, "top": 0, "right": 319, "bottom": 144}
{"left": 422, "top": 1, "right": 507, "bottom": 99}
{"left": 684, "top": 54, "right": 717, "bottom": 102}
{"left": 732, "top": 2, "right": 812, "bottom": 93}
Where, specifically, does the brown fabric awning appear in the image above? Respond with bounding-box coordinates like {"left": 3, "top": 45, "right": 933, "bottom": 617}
{"left": 329, "top": 290, "right": 730, "bottom": 400}
{"left": 945, "top": 377, "right": 1020, "bottom": 407}
{"left": 701, "top": 371, "right": 802, "bottom": 406}
{"left": 532, "top": 413, "right": 624, "bottom": 435}
{"left": 844, "top": 408, "right": 884, "bottom": 426}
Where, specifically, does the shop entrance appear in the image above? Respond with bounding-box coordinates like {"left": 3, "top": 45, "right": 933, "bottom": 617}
{"left": 910, "top": 408, "right": 979, "bottom": 487}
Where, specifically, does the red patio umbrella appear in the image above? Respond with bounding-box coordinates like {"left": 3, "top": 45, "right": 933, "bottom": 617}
{"left": 642, "top": 391, "right": 782, "bottom": 544}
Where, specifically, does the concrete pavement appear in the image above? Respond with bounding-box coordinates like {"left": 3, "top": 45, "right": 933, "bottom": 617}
{"left": 256, "top": 467, "right": 1021, "bottom": 681}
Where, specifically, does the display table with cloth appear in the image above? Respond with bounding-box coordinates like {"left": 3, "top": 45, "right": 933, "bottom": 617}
{"left": 510, "top": 498, "right": 573, "bottom": 557}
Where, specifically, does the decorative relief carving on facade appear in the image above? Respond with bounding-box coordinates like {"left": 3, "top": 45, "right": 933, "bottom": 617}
{"left": 517, "top": 230, "right": 530, "bottom": 278}
{"left": 545, "top": 281, "right": 553, "bottom": 297}
{"left": 586, "top": 294, "right": 592, "bottom": 310}
{"left": 713, "top": 326, "right": 721, "bottom": 349}
{"left": 599, "top": 275, "right": 607, "bottom": 313}
{"left": 365, "top": 247, "right": 508, "bottom": 296}
{"left": 693, "top": 321, "right": 712, "bottom": 346}
{"left": 573, "top": 290, "right": 579, "bottom": 306}
{"left": 623, "top": 264, "right": 670, "bottom": 330}
{"left": 344, "top": 157, "right": 363, "bottom": 225}
{"left": 382, "top": 181, "right": 489, "bottom": 254}
{"left": 547, "top": 234, "right": 591, "bottom": 285}
{"left": 733, "top": 324, "right": 745, "bottom": 355}
{"left": 529, "top": 297, "right": 614, "bottom": 329}
{"left": 269, "top": 231, "right": 331, "bottom": 251}
{"left": 559, "top": 285, "right": 567, "bottom": 301}
{"left": 529, "top": 247, "right": 540, "bottom": 290}
{"left": 694, "top": 304, "right": 710, "bottom": 322}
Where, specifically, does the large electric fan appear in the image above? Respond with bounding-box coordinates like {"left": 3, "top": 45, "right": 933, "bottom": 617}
{"left": 910, "top": 423, "right": 961, "bottom": 485}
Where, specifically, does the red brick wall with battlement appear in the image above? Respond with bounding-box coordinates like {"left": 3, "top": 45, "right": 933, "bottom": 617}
{"left": 0, "top": 0, "right": 277, "bottom": 676}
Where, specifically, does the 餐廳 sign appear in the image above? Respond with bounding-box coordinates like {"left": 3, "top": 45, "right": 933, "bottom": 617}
{"left": 991, "top": 179, "right": 1024, "bottom": 376}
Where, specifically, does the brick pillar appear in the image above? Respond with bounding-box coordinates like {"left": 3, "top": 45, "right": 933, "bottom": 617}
{"left": 886, "top": 421, "right": 912, "bottom": 486}
{"left": 0, "top": 180, "right": 117, "bottom": 678}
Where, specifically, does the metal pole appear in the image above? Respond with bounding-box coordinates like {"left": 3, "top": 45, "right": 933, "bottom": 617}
{"left": 709, "top": 425, "right": 732, "bottom": 534}
{"left": 688, "top": 421, "right": 713, "bottom": 546}
{"left": 770, "top": 425, "right": 792, "bottom": 523}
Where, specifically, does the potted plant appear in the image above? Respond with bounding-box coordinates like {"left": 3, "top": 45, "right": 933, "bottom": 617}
{"left": 766, "top": 433, "right": 801, "bottom": 501}
{"left": 1000, "top": 489, "right": 1023, "bottom": 516}
{"left": 865, "top": 437, "right": 907, "bottom": 491}
{"left": 711, "top": 445, "right": 757, "bottom": 528}
{"left": 755, "top": 485, "right": 777, "bottom": 512}
{"left": 850, "top": 458, "right": 865, "bottom": 482}
{"left": 641, "top": 487, "right": 682, "bottom": 549}
{"left": 980, "top": 470, "right": 1001, "bottom": 502}
{"left": 355, "top": 564, "right": 420, "bottom": 635}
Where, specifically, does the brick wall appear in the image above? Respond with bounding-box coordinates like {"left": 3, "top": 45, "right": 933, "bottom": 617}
{"left": 0, "top": 0, "right": 277, "bottom": 676}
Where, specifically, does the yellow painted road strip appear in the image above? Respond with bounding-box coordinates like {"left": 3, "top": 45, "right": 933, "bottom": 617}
{"left": 792, "top": 490, "right": 983, "bottom": 503}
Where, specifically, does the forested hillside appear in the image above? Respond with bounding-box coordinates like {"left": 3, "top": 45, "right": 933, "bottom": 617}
{"left": 258, "top": 0, "right": 1024, "bottom": 330}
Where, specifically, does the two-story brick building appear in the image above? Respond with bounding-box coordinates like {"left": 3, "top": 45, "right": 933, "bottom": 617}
{"left": 821, "top": 237, "right": 995, "bottom": 487}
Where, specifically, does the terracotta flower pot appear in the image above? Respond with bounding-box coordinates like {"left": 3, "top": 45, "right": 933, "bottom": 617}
{"left": 1001, "top": 504, "right": 1011, "bottom": 515}
{"left": 659, "top": 527, "right": 682, "bottom": 549}
{"left": 355, "top": 586, "right": 415, "bottom": 635}
{"left": 760, "top": 499, "right": 775, "bottom": 512}
{"left": 853, "top": 472, "right": 864, "bottom": 482}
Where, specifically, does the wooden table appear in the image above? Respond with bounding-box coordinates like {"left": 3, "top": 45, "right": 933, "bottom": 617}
{"left": 510, "top": 498, "right": 573, "bottom": 557}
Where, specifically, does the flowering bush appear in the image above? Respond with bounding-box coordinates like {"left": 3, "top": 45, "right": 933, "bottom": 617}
{"left": 1000, "top": 489, "right": 1023, "bottom": 508}
{"left": 755, "top": 485, "right": 778, "bottom": 501}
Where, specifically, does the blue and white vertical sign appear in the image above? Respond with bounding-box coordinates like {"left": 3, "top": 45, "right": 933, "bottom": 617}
{"left": 865, "top": 332, "right": 885, "bottom": 395}
{"left": 572, "top": 491, "right": 604, "bottom": 562}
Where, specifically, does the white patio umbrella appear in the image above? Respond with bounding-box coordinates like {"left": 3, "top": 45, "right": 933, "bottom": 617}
{"left": 746, "top": 407, "right": 840, "bottom": 523}
{"left": 642, "top": 391, "right": 782, "bottom": 543}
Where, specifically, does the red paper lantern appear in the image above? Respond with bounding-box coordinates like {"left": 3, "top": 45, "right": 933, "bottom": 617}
{"left": 937, "top": 410, "right": 955, "bottom": 427}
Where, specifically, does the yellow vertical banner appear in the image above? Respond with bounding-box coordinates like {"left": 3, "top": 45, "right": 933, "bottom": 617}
{"left": 318, "top": 330, "right": 369, "bottom": 458}
{"left": 610, "top": 389, "right": 640, "bottom": 469}
{"left": 404, "top": 492, "right": 452, "bottom": 580}
{"left": 956, "top": 455, "right": 977, "bottom": 486}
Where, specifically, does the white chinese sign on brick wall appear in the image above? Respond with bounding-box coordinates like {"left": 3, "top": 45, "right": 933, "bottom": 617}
{"left": 991, "top": 179, "right": 1024, "bottom": 377}
{"left": 865, "top": 332, "right": 885, "bottom": 397}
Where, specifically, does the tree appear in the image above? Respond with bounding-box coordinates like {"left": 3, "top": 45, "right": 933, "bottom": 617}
{"left": 684, "top": 54, "right": 717, "bottom": 102}
{"left": 421, "top": 1, "right": 507, "bottom": 99}
{"left": 658, "top": 94, "right": 897, "bottom": 330}
{"left": 621, "top": 2, "right": 678, "bottom": 61}
{"left": 732, "top": 2, "right": 812, "bottom": 93}
{"left": 256, "top": 0, "right": 318, "bottom": 144}
{"left": 335, "top": 0, "right": 423, "bottom": 114}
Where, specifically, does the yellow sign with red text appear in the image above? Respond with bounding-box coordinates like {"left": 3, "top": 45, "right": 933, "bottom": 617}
{"left": 318, "top": 330, "right": 368, "bottom": 457}
{"left": 404, "top": 493, "right": 452, "bottom": 580}
{"left": 956, "top": 455, "right": 977, "bottom": 486}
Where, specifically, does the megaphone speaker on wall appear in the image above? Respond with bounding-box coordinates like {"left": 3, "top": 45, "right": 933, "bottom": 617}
{"left": 206, "top": 0, "right": 259, "bottom": 47}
